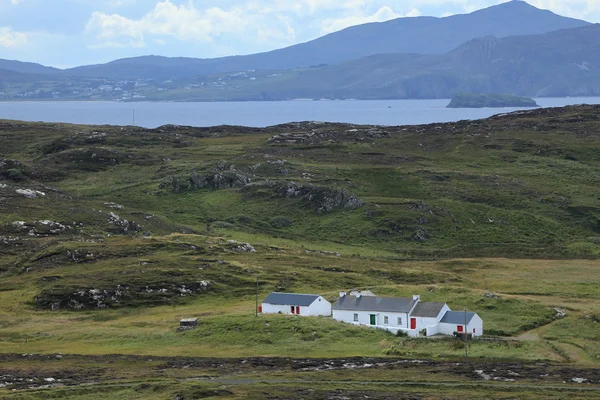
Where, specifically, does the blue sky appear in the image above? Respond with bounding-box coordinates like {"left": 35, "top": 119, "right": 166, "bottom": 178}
{"left": 0, "top": 0, "right": 598, "bottom": 68}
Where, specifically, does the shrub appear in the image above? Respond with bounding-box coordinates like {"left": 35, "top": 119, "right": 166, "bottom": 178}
{"left": 270, "top": 216, "right": 294, "bottom": 228}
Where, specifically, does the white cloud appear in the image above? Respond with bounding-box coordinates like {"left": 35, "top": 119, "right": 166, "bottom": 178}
{"left": 321, "top": 6, "right": 420, "bottom": 35}
{"left": 0, "top": 26, "right": 27, "bottom": 47}
{"left": 85, "top": 0, "right": 253, "bottom": 47}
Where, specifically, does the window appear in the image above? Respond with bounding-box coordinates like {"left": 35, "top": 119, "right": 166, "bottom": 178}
{"left": 384, "top": 316, "right": 389, "bottom": 324}
{"left": 397, "top": 317, "right": 402, "bottom": 325}
{"left": 353, "top": 313, "right": 358, "bottom": 322}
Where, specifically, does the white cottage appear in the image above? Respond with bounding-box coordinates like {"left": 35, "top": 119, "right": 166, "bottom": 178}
{"left": 438, "top": 311, "right": 483, "bottom": 337}
{"left": 332, "top": 292, "right": 483, "bottom": 337}
{"left": 332, "top": 293, "right": 420, "bottom": 335}
{"left": 260, "top": 292, "right": 332, "bottom": 317}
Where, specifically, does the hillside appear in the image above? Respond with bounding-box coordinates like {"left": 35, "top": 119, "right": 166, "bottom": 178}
{"left": 61, "top": 1, "right": 588, "bottom": 80}
{"left": 209, "top": 24, "right": 600, "bottom": 100}
{"left": 3, "top": 24, "right": 599, "bottom": 101}
{"left": 1, "top": 106, "right": 600, "bottom": 397}
{"left": 1, "top": 105, "right": 600, "bottom": 302}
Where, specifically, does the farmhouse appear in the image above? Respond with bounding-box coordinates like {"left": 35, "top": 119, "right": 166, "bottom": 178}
{"left": 260, "top": 292, "right": 332, "bottom": 316}
{"left": 332, "top": 292, "right": 482, "bottom": 337}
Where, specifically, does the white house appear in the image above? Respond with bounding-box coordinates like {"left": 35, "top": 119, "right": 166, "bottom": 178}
{"left": 332, "top": 292, "right": 483, "bottom": 337}
{"left": 410, "top": 302, "right": 451, "bottom": 336}
{"left": 438, "top": 311, "right": 483, "bottom": 337}
{"left": 260, "top": 292, "right": 332, "bottom": 317}
{"left": 332, "top": 293, "right": 420, "bottom": 335}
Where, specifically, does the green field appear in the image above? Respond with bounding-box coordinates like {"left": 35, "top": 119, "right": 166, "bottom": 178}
{"left": 1, "top": 105, "right": 600, "bottom": 398}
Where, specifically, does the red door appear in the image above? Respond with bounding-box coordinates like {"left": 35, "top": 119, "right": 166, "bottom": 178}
{"left": 457, "top": 325, "right": 463, "bottom": 332}
{"left": 410, "top": 318, "right": 416, "bottom": 330}
{"left": 296, "top": 306, "right": 300, "bottom": 315}
{"left": 258, "top": 306, "right": 262, "bottom": 313}
{"left": 290, "top": 306, "right": 295, "bottom": 314}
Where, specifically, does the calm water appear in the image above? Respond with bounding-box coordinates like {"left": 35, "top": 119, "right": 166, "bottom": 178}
{"left": 1, "top": 98, "right": 599, "bottom": 128}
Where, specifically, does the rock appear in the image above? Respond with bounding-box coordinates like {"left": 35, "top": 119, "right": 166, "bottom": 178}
{"left": 243, "top": 181, "right": 364, "bottom": 213}
{"left": 161, "top": 169, "right": 253, "bottom": 192}
{"left": 15, "top": 189, "right": 45, "bottom": 199}
{"left": 104, "top": 202, "right": 124, "bottom": 210}
{"left": 0, "top": 183, "right": 7, "bottom": 189}
{"left": 412, "top": 229, "right": 428, "bottom": 241}
{"left": 267, "top": 124, "right": 390, "bottom": 144}
{"left": 554, "top": 307, "right": 567, "bottom": 318}
{"left": 11, "top": 220, "right": 68, "bottom": 236}
{"left": 483, "top": 291, "right": 499, "bottom": 299}
{"left": 228, "top": 240, "right": 256, "bottom": 252}
{"left": 107, "top": 212, "right": 142, "bottom": 234}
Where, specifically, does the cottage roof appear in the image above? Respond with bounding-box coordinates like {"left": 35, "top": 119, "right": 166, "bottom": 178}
{"left": 440, "top": 311, "right": 477, "bottom": 324}
{"left": 333, "top": 295, "right": 416, "bottom": 313}
{"left": 263, "top": 292, "right": 321, "bottom": 306}
{"left": 411, "top": 302, "right": 446, "bottom": 318}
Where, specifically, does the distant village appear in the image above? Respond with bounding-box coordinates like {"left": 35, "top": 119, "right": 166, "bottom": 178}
{"left": 256, "top": 290, "right": 483, "bottom": 338}
{"left": 0, "top": 70, "right": 273, "bottom": 101}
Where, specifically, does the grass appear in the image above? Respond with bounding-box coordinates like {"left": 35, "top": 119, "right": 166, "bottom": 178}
{"left": 2, "top": 106, "right": 600, "bottom": 397}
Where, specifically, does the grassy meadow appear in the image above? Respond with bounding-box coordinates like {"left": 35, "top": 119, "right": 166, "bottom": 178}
{"left": 1, "top": 105, "right": 600, "bottom": 397}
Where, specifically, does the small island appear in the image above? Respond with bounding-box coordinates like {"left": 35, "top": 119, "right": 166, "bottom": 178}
{"left": 447, "top": 92, "right": 538, "bottom": 108}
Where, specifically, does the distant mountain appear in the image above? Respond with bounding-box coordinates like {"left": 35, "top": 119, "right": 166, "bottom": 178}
{"left": 0, "top": 59, "right": 59, "bottom": 75}
{"left": 64, "top": 1, "right": 589, "bottom": 80}
{"left": 240, "top": 24, "right": 600, "bottom": 100}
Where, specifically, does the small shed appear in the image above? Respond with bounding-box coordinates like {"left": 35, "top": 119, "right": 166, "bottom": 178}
{"left": 177, "top": 318, "right": 199, "bottom": 332}
{"left": 438, "top": 311, "right": 483, "bottom": 337}
{"left": 261, "top": 292, "right": 331, "bottom": 316}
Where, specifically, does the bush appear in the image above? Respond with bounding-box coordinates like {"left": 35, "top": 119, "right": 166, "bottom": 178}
{"left": 396, "top": 330, "right": 408, "bottom": 337}
{"left": 270, "top": 216, "right": 294, "bottom": 228}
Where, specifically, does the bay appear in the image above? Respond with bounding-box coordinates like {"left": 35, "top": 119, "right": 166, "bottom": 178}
{"left": 0, "top": 97, "right": 599, "bottom": 128}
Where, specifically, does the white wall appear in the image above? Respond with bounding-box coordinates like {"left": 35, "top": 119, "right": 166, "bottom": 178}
{"left": 412, "top": 304, "right": 450, "bottom": 333}
{"left": 438, "top": 314, "right": 483, "bottom": 337}
{"left": 261, "top": 296, "right": 332, "bottom": 317}
{"left": 333, "top": 309, "right": 410, "bottom": 333}
{"left": 262, "top": 303, "right": 295, "bottom": 315}
{"left": 304, "top": 296, "right": 332, "bottom": 316}
{"left": 470, "top": 314, "right": 484, "bottom": 336}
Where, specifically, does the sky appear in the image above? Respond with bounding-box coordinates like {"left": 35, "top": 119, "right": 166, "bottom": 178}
{"left": 0, "top": 0, "right": 598, "bottom": 68}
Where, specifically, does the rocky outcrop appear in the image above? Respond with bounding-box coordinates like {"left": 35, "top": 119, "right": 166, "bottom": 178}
{"left": 11, "top": 220, "right": 69, "bottom": 236}
{"left": 15, "top": 188, "right": 45, "bottom": 199}
{"left": 227, "top": 240, "right": 256, "bottom": 252}
{"left": 107, "top": 212, "right": 142, "bottom": 234}
{"left": 0, "top": 158, "right": 31, "bottom": 182}
{"left": 35, "top": 281, "right": 211, "bottom": 310}
{"left": 267, "top": 125, "right": 389, "bottom": 145}
{"left": 243, "top": 181, "right": 364, "bottom": 213}
{"left": 161, "top": 162, "right": 254, "bottom": 193}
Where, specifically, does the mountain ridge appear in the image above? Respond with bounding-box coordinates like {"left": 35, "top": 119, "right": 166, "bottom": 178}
{"left": 0, "top": 1, "right": 590, "bottom": 80}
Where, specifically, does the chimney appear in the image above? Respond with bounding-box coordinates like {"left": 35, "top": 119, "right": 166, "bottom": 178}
{"left": 413, "top": 295, "right": 420, "bottom": 302}
{"left": 339, "top": 291, "right": 347, "bottom": 298}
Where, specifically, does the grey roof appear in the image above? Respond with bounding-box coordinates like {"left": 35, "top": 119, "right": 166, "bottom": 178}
{"left": 410, "top": 302, "right": 446, "bottom": 318}
{"left": 263, "top": 292, "right": 321, "bottom": 306}
{"left": 333, "top": 295, "right": 416, "bottom": 313}
{"left": 440, "top": 311, "right": 477, "bottom": 325}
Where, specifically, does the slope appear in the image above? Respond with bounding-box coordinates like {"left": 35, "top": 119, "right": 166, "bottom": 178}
{"left": 64, "top": 1, "right": 589, "bottom": 80}
{"left": 217, "top": 24, "right": 600, "bottom": 100}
